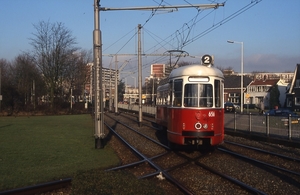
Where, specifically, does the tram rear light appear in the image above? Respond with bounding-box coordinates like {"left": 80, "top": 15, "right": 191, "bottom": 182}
{"left": 182, "top": 123, "right": 185, "bottom": 130}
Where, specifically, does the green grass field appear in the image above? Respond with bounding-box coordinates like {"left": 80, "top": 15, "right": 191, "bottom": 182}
{"left": 0, "top": 114, "right": 120, "bottom": 191}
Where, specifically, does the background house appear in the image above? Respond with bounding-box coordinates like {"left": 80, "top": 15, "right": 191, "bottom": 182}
{"left": 224, "top": 70, "right": 293, "bottom": 110}
{"left": 286, "top": 64, "right": 300, "bottom": 111}
{"left": 224, "top": 75, "right": 252, "bottom": 106}
{"left": 245, "top": 78, "right": 280, "bottom": 109}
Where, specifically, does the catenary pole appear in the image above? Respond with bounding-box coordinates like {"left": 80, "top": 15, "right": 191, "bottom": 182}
{"left": 138, "top": 24, "right": 142, "bottom": 126}
{"left": 94, "top": 0, "right": 104, "bottom": 148}
{"left": 114, "top": 56, "right": 118, "bottom": 113}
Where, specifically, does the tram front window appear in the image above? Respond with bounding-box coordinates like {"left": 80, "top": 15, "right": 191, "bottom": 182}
{"left": 184, "top": 84, "right": 198, "bottom": 107}
{"left": 184, "top": 84, "right": 213, "bottom": 107}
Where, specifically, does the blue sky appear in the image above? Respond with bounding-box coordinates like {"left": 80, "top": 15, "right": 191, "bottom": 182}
{"left": 1, "top": 0, "right": 300, "bottom": 84}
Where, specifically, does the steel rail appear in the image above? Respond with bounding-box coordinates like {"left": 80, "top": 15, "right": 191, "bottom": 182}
{"left": 224, "top": 140, "right": 300, "bottom": 162}
{"left": 0, "top": 178, "right": 71, "bottom": 195}
{"left": 139, "top": 153, "right": 201, "bottom": 179}
{"left": 119, "top": 112, "right": 161, "bottom": 130}
{"left": 172, "top": 150, "right": 267, "bottom": 194}
{"left": 105, "top": 152, "right": 169, "bottom": 172}
{"left": 106, "top": 112, "right": 272, "bottom": 194}
{"left": 103, "top": 120, "right": 195, "bottom": 195}
{"left": 218, "top": 147, "right": 300, "bottom": 177}
{"left": 194, "top": 161, "right": 268, "bottom": 195}
{"left": 105, "top": 114, "right": 169, "bottom": 150}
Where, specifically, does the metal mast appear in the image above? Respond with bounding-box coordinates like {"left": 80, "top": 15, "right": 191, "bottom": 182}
{"left": 137, "top": 24, "right": 142, "bottom": 126}
{"left": 94, "top": 0, "right": 104, "bottom": 148}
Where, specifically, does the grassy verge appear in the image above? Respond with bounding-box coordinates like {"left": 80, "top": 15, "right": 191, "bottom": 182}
{"left": 0, "top": 114, "right": 120, "bottom": 191}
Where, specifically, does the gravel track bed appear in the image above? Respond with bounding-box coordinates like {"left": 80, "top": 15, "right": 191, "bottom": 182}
{"left": 200, "top": 150, "right": 300, "bottom": 195}
{"left": 224, "top": 135, "right": 300, "bottom": 160}
{"left": 171, "top": 163, "right": 251, "bottom": 195}
{"left": 104, "top": 113, "right": 167, "bottom": 157}
{"left": 104, "top": 113, "right": 183, "bottom": 194}
{"left": 151, "top": 152, "right": 188, "bottom": 169}
{"left": 221, "top": 141, "right": 300, "bottom": 173}
{"left": 105, "top": 112, "right": 300, "bottom": 194}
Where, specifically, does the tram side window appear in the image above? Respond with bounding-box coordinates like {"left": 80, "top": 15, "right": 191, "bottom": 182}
{"left": 169, "top": 81, "right": 173, "bottom": 106}
{"left": 199, "top": 84, "right": 213, "bottom": 107}
{"left": 184, "top": 84, "right": 198, "bottom": 107}
{"left": 156, "top": 90, "right": 162, "bottom": 105}
{"left": 173, "top": 79, "right": 183, "bottom": 107}
{"left": 164, "top": 91, "right": 170, "bottom": 105}
{"left": 214, "top": 80, "right": 221, "bottom": 107}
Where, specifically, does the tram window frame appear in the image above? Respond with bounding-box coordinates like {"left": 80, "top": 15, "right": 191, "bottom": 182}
{"left": 164, "top": 90, "right": 170, "bottom": 105}
{"left": 199, "top": 84, "right": 213, "bottom": 107}
{"left": 158, "top": 90, "right": 162, "bottom": 105}
{"left": 184, "top": 83, "right": 213, "bottom": 107}
{"left": 157, "top": 83, "right": 170, "bottom": 106}
{"left": 157, "top": 90, "right": 162, "bottom": 105}
{"left": 184, "top": 84, "right": 198, "bottom": 107}
{"left": 172, "top": 79, "right": 183, "bottom": 107}
{"left": 214, "top": 80, "right": 221, "bottom": 108}
{"left": 169, "top": 81, "right": 173, "bottom": 106}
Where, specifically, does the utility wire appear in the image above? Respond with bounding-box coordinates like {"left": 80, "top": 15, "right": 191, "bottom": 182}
{"left": 183, "top": 0, "right": 262, "bottom": 46}
{"left": 103, "top": 0, "right": 262, "bottom": 72}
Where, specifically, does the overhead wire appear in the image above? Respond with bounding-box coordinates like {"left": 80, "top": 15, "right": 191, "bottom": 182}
{"left": 142, "top": 0, "right": 165, "bottom": 27}
{"left": 182, "top": 0, "right": 263, "bottom": 47}
{"left": 102, "top": 0, "right": 263, "bottom": 75}
{"left": 140, "top": 0, "right": 262, "bottom": 60}
{"left": 103, "top": 27, "right": 136, "bottom": 53}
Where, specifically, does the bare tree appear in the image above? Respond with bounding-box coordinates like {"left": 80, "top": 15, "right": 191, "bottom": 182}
{"left": 29, "top": 21, "right": 78, "bottom": 110}
{"left": 0, "top": 59, "right": 14, "bottom": 112}
{"left": 77, "top": 50, "right": 93, "bottom": 101}
{"left": 12, "top": 54, "right": 46, "bottom": 110}
{"left": 64, "top": 49, "right": 92, "bottom": 102}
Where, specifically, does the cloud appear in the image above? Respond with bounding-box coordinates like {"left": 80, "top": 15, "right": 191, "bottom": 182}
{"left": 246, "top": 54, "right": 299, "bottom": 72}
{"left": 217, "top": 54, "right": 299, "bottom": 73}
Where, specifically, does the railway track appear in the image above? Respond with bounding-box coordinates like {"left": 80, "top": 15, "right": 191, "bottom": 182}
{"left": 104, "top": 112, "right": 277, "bottom": 194}
{"left": 0, "top": 178, "right": 71, "bottom": 195}
{"left": 108, "top": 111, "right": 300, "bottom": 194}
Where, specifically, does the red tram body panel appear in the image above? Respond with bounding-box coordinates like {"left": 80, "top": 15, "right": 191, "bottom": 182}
{"left": 166, "top": 108, "right": 224, "bottom": 146}
{"left": 156, "top": 55, "right": 224, "bottom": 147}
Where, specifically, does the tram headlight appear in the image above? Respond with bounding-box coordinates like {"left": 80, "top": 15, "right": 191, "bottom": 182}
{"left": 203, "top": 123, "right": 208, "bottom": 129}
{"left": 194, "top": 122, "right": 202, "bottom": 130}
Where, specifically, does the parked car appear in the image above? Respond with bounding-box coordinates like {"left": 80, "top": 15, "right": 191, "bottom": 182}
{"left": 224, "top": 102, "right": 235, "bottom": 112}
{"left": 265, "top": 109, "right": 298, "bottom": 117}
{"left": 243, "top": 104, "right": 259, "bottom": 109}
{"left": 265, "top": 109, "right": 300, "bottom": 125}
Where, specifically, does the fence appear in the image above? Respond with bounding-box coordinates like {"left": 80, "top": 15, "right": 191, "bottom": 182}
{"left": 117, "top": 104, "right": 300, "bottom": 141}
{"left": 118, "top": 103, "right": 156, "bottom": 116}
{"left": 224, "top": 113, "right": 300, "bottom": 141}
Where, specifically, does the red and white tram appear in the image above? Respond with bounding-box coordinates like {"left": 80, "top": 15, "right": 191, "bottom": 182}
{"left": 156, "top": 55, "right": 224, "bottom": 148}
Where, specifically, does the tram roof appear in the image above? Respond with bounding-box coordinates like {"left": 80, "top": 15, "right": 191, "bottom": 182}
{"left": 169, "top": 64, "right": 224, "bottom": 79}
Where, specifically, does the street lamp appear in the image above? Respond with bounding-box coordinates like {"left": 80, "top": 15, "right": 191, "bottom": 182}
{"left": 227, "top": 40, "right": 244, "bottom": 113}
